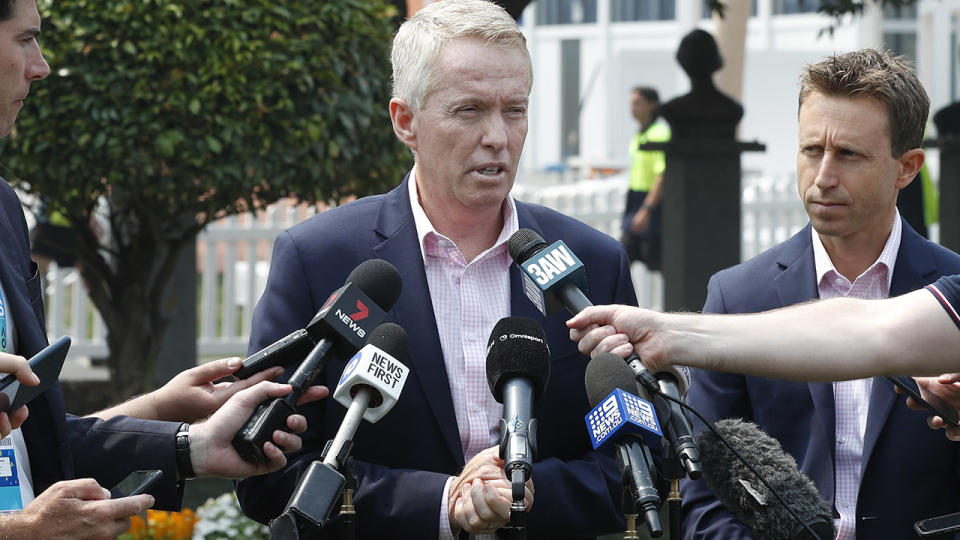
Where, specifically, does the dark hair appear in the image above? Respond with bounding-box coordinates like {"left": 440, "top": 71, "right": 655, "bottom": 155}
{"left": 0, "top": 0, "right": 14, "bottom": 22}
{"left": 632, "top": 86, "right": 659, "bottom": 104}
{"left": 799, "top": 49, "right": 929, "bottom": 156}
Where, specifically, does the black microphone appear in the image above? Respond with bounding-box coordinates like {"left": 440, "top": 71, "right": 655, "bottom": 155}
{"left": 273, "top": 323, "right": 411, "bottom": 535}
{"left": 508, "top": 228, "right": 701, "bottom": 479}
{"left": 585, "top": 353, "right": 663, "bottom": 538}
{"left": 232, "top": 259, "right": 403, "bottom": 462}
{"left": 235, "top": 258, "right": 403, "bottom": 378}
{"left": 697, "top": 419, "right": 834, "bottom": 540}
{"left": 485, "top": 316, "right": 551, "bottom": 529}
{"left": 650, "top": 367, "right": 701, "bottom": 480}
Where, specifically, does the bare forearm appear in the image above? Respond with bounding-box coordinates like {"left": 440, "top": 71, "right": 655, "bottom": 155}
{"left": 665, "top": 291, "right": 960, "bottom": 380}
{"left": 88, "top": 393, "right": 158, "bottom": 420}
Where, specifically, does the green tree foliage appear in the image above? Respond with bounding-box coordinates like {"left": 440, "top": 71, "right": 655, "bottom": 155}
{"left": 1, "top": 0, "right": 409, "bottom": 399}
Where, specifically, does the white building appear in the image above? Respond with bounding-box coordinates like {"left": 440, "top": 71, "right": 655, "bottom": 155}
{"left": 517, "top": 0, "right": 958, "bottom": 182}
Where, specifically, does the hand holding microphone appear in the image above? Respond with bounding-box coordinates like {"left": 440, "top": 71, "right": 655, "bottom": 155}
{"left": 270, "top": 323, "right": 411, "bottom": 537}
{"left": 509, "top": 228, "right": 700, "bottom": 479}
{"left": 232, "top": 259, "right": 402, "bottom": 463}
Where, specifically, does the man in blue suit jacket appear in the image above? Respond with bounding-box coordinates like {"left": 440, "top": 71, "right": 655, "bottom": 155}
{"left": 0, "top": 1, "right": 320, "bottom": 536}
{"left": 682, "top": 50, "right": 960, "bottom": 540}
{"left": 236, "top": 1, "right": 638, "bottom": 538}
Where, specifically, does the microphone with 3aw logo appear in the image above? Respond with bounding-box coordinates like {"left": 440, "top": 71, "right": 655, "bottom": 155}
{"left": 235, "top": 258, "right": 401, "bottom": 378}
{"left": 269, "top": 323, "right": 411, "bottom": 538}
{"left": 585, "top": 353, "right": 664, "bottom": 538}
{"left": 508, "top": 228, "right": 701, "bottom": 479}
{"left": 232, "top": 259, "right": 402, "bottom": 463}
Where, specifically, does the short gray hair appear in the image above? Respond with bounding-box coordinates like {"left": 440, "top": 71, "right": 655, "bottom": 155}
{"left": 391, "top": 0, "right": 532, "bottom": 111}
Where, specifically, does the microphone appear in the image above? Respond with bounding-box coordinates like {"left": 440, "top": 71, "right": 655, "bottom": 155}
{"left": 273, "top": 323, "right": 411, "bottom": 534}
{"left": 232, "top": 259, "right": 403, "bottom": 462}
{"left": 235, "top": 258, "right": 403, "bottom": 378}
{"left": 508, "top": 229, "right": 660, "bottom": 394}
{"left": 485, "top": 316, "right": 551, "bottom": 529}
{"left": 650, "top": 367, "right": 701, "bottom": 480}
{"left": 697, "top": 419, "right": 834, "bottom": 540}
{"left": 508, "top": 228, "right": 701, "bottom": 479}
{"left": 584, "top": 353, "right": 663, "bottom": 538}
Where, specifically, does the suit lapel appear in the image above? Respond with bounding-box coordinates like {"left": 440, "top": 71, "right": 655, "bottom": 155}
{"left": 371, "top": 176, "right": 464, "bottom": 465}
{"left": 0, "top": 192, "right": 70, "bottom": 490}
{"left": 775, "top": 226, "right": 838, "bottom": 451}
{"left": 510, "top": 204, "right": 550, "bottom": 323}
{"left": 861, "top": 222, "right": 934, "bottom": 474}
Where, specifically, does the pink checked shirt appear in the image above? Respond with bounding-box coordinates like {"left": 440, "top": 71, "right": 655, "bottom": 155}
{"left": 407, "top": 171, "right": 519, "bottom": 540}
{"left": 812, "top": 211, "right": 901, "bottom": 540}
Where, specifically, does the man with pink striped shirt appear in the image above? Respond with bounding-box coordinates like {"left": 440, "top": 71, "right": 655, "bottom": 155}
{"left": 679, "top": 50, "right": 960, "bottom": 540}
{"left": 237, "top": 1, "right": 639, "bottom": 538}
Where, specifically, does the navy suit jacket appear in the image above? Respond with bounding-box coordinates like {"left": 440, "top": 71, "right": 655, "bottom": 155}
{"left": 0, "top": 180, "right": 182, "bottom": 509}
{"left": 236, "top": 176, "right": 638, "bottom": 538}
{"left": 681, "top": 222, "right": 960, "bottom": 540}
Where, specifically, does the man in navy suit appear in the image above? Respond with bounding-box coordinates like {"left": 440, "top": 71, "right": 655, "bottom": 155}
{"left": 678, "top": 49, "right": 960, "bottom": 539}
{"left": 236, "top": 1, "right": 638, "bottom": 538}
{"left": 0, "top": 1, "right": 324, "bottom": 536}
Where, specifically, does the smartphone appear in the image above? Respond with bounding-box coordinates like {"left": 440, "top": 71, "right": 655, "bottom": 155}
{"left": 887, "top": 375, "right": 960, "bottom": 427}
{"left": 915, "top": 511, "right": 960, "bottom": 536}
{"left": 110, "top": 470, "right": 163, "bottom": 499}
{"left": 0, "top": 335, "right": 71, "bottom": 414}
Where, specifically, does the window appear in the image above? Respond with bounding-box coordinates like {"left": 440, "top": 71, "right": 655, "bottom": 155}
{"left": 773, "top": 0, "right": 822, "bottom": 15}
{"left": 536, "top": 0, "right": 598, "bottom": 25}
{"left": 701, "top": 0, "right": 756, "bottom": 19}
{"left": 611, "top": 0, "right": 675, "bottom": 22}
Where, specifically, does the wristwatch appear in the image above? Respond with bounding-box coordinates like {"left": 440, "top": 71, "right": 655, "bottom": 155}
{"left": 176, "top": 423, "right": 197, "bottom": 481}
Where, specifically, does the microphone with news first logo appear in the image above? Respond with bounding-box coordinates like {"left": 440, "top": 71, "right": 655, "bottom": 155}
{"left": 269, "top": 323, "right": 410, "bottom": 538}
{"left": 585, "top": 353, "right": 664, "bottom": 538}
{"left": 232, "top": 259, "right": 402, "bottom": 463}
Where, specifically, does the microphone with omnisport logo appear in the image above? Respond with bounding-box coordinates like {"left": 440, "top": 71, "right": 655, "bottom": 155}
{"left": 485, "top": 316, "right": 551, "bottom": 533}
{"left": 584, "top": 353, "right": 664, "bottom": 538}
{"left": 270, "top": 323, "right": 410, "bottom": 537}
{"left": 232, "top": 259, "right": 402, "bottom": 463}
{"left": 698, "top": 419, "right": 833, "bottom": 540}
{"left": 508, "top": 228, "right": 700, "bottom": 479}
{"left": 235, "top": 258, "right": 402, "bottom": 378}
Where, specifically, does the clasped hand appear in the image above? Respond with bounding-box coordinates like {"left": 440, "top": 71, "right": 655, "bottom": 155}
{"left": 447, "top": 446, "right": 534, "bottom": 535}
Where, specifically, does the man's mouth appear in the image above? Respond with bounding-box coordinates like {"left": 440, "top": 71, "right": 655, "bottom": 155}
{"left": 477, "top": 167, "right": 503, "bottom": 176}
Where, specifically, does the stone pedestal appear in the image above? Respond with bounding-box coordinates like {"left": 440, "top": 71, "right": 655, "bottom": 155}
{"left": 642, "top": 140, "right": 764, "bottom": 312}
{"left": 936, "top": 138, "right": 960, "bottom": 253}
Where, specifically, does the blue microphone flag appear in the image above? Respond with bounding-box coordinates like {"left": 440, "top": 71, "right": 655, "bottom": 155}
{"left": 585, "top": 388, "right": 662, "bottom": 450}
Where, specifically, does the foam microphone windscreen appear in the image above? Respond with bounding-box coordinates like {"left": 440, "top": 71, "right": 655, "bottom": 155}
{"left": 485, "top": 316, "right": 551, "bottom": 403}
{"left": 658, "top": 365, "right": 691, "bottom": 397}
{"left": 347, "top": 259, "right": 403, "bottom": 311}
{"left": 585, "top": 353, "right": 650, "bottom": 407}
{"left": 366, "top": 322, "right": 408, "bottom": 361}
{"left": 507, "top": 228, "right": 548, "bottom": 264}
{"left": 698, "top": 419, "right": 834, "bottom": 540}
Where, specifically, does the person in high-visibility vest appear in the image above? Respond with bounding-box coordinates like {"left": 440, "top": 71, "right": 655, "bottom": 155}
{"left": 621, "top": 86, "right": 670, "bottom": 272}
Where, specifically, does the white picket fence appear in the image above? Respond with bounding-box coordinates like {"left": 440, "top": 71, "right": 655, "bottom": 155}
{"left": 44, "top": 173, "right": 807, "bottom": 363}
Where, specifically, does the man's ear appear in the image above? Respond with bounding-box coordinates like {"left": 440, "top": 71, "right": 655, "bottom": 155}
{"left": 390, "top": 98, "right": 417, "bottom": 151}
{"left": 895, "top": 148, "right": 925, "bottom": 189}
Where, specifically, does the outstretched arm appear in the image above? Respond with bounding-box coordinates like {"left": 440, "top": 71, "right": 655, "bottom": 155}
{"left": 568, "top": 288, "right": 960, "bottom": 381}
